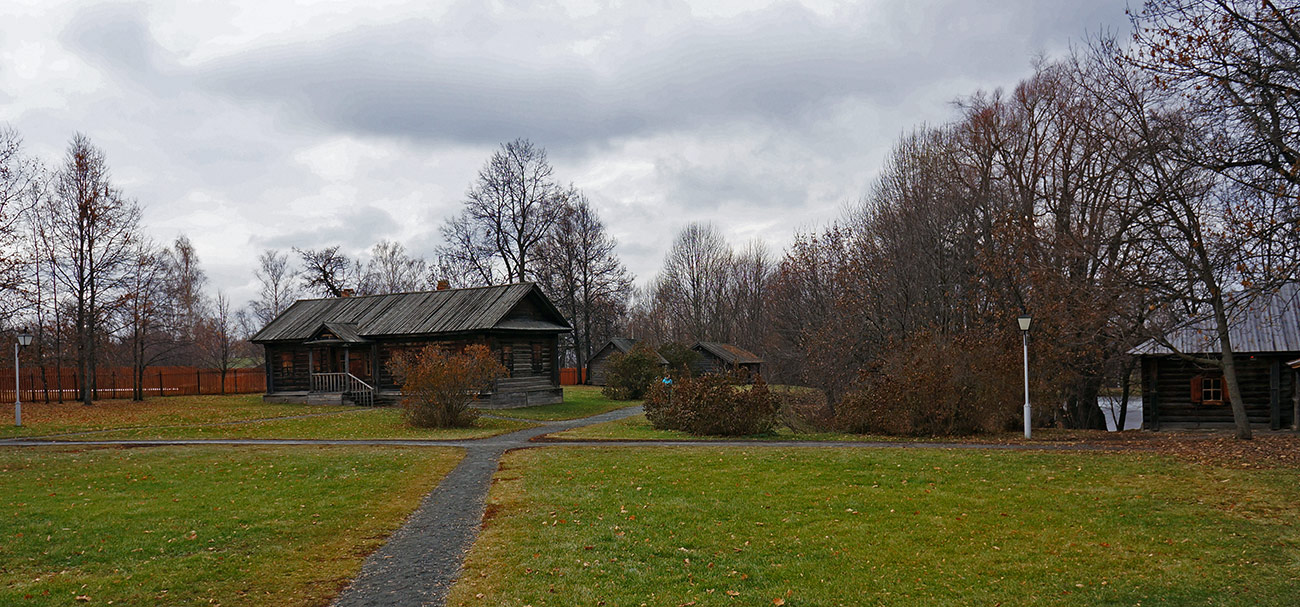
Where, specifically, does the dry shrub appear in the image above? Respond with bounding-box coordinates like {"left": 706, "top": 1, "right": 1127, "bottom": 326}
{"left": 644, "top": 373, "right": 778, "bottom": 436}
{"left": 602, "top": 344, "right": 664, "bottom": 400}
{"left": 836, "top": 331, "right": 1021, "bottom": 436}
{"left": 389, "top": 343, "right": 505, "bottom": 428}
{"left": 771, "top": 386, "right": 835, "bottom": 433}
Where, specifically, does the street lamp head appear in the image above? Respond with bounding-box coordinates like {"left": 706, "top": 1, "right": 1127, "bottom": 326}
{"left": 16, "top": 330, "right": 33, "bottom": 347}
{"left": 1017, "top": 315, "right": 1032, "bottom": 332}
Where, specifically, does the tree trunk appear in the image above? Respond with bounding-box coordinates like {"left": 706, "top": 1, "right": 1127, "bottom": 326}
{"left": 1211, "top": 298, "right": 1252, "bottom": 439}
{"left": 1117, "top": 358, "right": 1136, "bottom": 432}
{"left": 1061, "top": 376, "right": 1107, "bottom": 430}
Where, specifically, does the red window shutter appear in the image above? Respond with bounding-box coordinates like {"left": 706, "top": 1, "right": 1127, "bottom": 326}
{"left": 1190, "top": 375, "right": 1203, "bottom": 404}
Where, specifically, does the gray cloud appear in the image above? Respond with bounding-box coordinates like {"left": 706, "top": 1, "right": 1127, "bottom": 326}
{"left": 12, "top": 0, "right": 1134, "bottom": 305}
{"left": 258, "top": 204, "right": 400, "bottom": 253}
{"left": 182, "top": 1, "right": 1130, "bottom": 149}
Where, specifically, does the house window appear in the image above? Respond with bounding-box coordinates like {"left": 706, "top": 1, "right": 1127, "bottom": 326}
{"left": 501, "top": 345, "right": 513, "bottom": 377}
{"left": 279, "top": 352, "right": 293, "bottom": 374}
{"left": 532, "top": 343, "right": 544, "bottom": 374}
{"left": 1202, "top": 377, "right": 1223, "bottom": 403}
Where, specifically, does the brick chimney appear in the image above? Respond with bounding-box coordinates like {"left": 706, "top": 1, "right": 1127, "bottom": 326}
{"left": 340, "top": 288, "right": 354, "bottom": 298}
{"left": 436, "top": 279, "right": 450, "bottom": 291}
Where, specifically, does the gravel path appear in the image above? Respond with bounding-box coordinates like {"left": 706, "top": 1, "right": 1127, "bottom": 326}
{"left": 329, "top": 405, "right": 646, "bottom": 607}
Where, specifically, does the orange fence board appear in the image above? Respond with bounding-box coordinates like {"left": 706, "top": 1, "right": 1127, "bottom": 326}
{"left": 0, "top": 366, "right": 266, "bottom": 403}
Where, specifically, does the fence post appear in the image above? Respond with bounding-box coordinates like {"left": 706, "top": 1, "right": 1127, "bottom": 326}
{"left": 111, "top": 368, "right": 117, "bottom": 400}
{"left": 158, "top": 370, "right": 164, "bottom": 397}
{"left": 196, "top": 369, "right": 202, "bottom": 395}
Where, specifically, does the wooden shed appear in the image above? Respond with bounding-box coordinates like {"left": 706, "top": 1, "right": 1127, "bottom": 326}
{"left": 1133, "top": 285, "right": 1300, "bottom": 430}
{"left": 251, "top": 283, "right": 571, "bottom": 408}
{"left": 586, "top": 338, "right": 668, "bottom": 386}
{"left": 691, "top": 342, "right": 763, "bottom": 378}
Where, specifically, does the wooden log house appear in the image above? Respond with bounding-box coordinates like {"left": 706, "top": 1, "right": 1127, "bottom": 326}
{"left": 690, "top": 342, "right": 763, "bottom": 378}
{"left": 251, "top": 283, "right": 571, "bottom": 408}
{"left": 1133, "top": 284, "right": 1300, "bottom": 430}
{"left": 586, "top": 338, "right": 668, "bottom": 386}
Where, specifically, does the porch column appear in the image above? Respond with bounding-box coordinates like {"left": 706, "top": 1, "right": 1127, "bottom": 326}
{"left": 307, "top": 348, "right": 314, "bottom": 392}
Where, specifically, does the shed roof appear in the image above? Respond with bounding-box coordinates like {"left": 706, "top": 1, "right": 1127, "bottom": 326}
{"left": 692, "top": 342, "right": 763, "bottom": 365}
{"left": 592, "top": 338, "right": 669, "bottom": 364}
{"left": 251, "top": 283, "right": 570, "bottom": 343}
{"left": 1132, "top": 284, "right": 1300, "bottom": 356}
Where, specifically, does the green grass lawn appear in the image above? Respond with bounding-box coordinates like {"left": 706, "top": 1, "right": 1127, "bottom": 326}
{"left": 548, "top": 412, "right": 888, "bottom": 442}
{"left": 0, "top": 445, "right": 462, "bottom": 606}
{"left": 52, "top": 408, "right": 534, "bottom": 441}
{"left": 0, "top": 394, "right": 358, "bottom": 439}
{"left": 448, "top": 447, "right": 1300, "bottom": 606}
{"left": 488, "top": 386, "right": 640, "bottom": 421}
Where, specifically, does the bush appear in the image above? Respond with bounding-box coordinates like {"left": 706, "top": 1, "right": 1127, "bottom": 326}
{"left": 644, "top": 373, "right": 778, "bottom": 436}
{"left": 657, "top": 342, "right": 700, "bottom": 376}
{"left": 835, "top": 331, "right": 1020, "bottom": 436}
{"left": 389, "top": 344, "right": 506, "bottom": 428}
{"left": 771, "top": 386, "right": 835, "bottom": 433}
{"left": 601, "top": 344, "right": 664, "bottom": 400}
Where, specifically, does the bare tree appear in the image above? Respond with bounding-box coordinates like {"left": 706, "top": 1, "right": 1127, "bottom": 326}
{"left": 0, "top": 125, "right": 39, "bottom": 318}
{"left": 364, "top": 240, "right": 428, "bottom": 293}
{"left": 249, "top": 249, "right": 300, "bottom": 325}
{"left": 536, "top": 194, "right": 633, "bottom": 368}
{"left": 46, "top": 133, "right": 141, "bottom": 405}
{"left": 198, "top": 292, "right": 235, "bottom": 394}
{"left": 119, "top": 240, "right": 179, "bottom": 400}
{"left": 655, "top": 222, "right": 733, "bottom": 342}
{"left": 438, "top": 139, "right": 567, "bottom": 284}
{"left": 295, "top": 246, "right": 351, "bottom": 297}
{"left": 1133, "top": 0, "right": 1300, "bottom": 196}
{"left": 166, "top": 234, "right": 209, "bottom": 358}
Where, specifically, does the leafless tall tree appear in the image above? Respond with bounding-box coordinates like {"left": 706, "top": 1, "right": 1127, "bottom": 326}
{"left": 250, "top": 248, "right": 300, "bottom": 326}
{"left": 295, "top": 246, "right": 351, "bottom": 297}
{"left": 364, "top": 240, "right": 428, "bottom": 293}
{"left": 655, "top": 222, "right": 733, "bottom": 342}
{"left": 0, "top": 125, "right": 39, "bottom": 319}
{"left": 46, "top": 134, "right": 141, "bottom": 405}
{"left": 536, "top": 194, "right": 633, "bottom": 368}
{"left": 437, "top": 139, "right": 568, "bottom": 285}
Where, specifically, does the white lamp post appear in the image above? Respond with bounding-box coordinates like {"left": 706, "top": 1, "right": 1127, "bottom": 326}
{"left": 14, "top": 329, "right": 33, "bottom": 427}
{"left": 1017, "top": 315, "right": 1032, "bottom": 439}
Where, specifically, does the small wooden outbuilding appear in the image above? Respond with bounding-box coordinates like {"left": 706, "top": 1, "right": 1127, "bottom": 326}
{"left": 691, "top": 342, "right": 762, "bottom": 378}
{"left": 586, "top": 338, "right": 668, "bottom": 386}
{"left": 251, "top": 283, "right": 571, "bottom": 408}
{"left": 1133, "top": 285, "right": 1300, "bottom": 430}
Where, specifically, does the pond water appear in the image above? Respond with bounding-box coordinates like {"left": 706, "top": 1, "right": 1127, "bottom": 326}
{"left": 1097, "top": 396, "right": 1143, "bottom": 431}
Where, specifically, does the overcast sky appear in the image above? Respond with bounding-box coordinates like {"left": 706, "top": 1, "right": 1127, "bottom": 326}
{"left": 2, "top": 0, "right": 1132, "bottom": 307}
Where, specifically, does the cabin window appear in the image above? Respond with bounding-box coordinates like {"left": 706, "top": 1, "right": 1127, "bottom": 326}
{"left": 1192, "top": 374, "right": 1227, "bottom": 405}
{"left": 501, "top": 345, "right": 513, "bottom": 377}
{"left": 279, "top": 352, "right": 293, "bottom": 373}
{"left": 1202, "top": 377, "right": 1223, "bottom": 403}
{"left": 532, "top": 343, "right": 544, "bottom": 373}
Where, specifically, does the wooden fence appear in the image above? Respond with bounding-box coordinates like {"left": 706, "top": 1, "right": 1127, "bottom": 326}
{"left": 559, "top": 367, "right": 587, "bottom": 386}
{"left": 0, "top": 366, "right": 266, "bottom": 403}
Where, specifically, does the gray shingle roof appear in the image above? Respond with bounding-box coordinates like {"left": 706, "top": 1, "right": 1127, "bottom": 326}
{"left": 1132, "top": 283, "right": 1300, "bottom": 355}
{"left": 692, "top": 342, "right": 763, "bottom": 365}
{"left": 251, "top": 283, "right": 570, "bottom": 343}
{"left": 592, "top": 338, "right": 669, "bottom": 364}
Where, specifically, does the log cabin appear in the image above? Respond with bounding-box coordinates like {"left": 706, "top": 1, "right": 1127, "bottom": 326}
{"left": 1133, "top": 285, "right": 1300, "bottom": 430}
{"left": 691, "top": 342, "right": 763, "bottom": 378}
{"left": 586, "top": 338, "right": 668, "bottom": 386}
{"left": 250, "top": 283, "right": 570, "bottom": 408}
